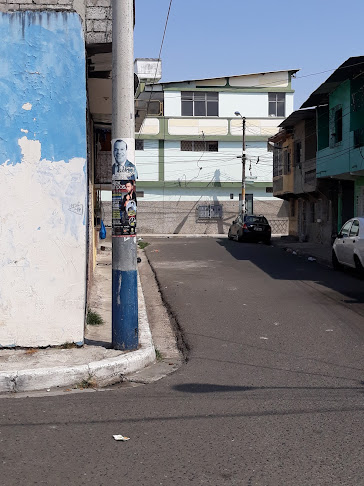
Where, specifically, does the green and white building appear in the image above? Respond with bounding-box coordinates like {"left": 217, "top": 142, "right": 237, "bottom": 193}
{"left": 99, "top": 65, "right": 299, "bottom": 235}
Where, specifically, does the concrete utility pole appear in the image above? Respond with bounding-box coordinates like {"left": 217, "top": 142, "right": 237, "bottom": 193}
{"left": 235, "top": 112, "right": 246, "bottom": 215}
{"left": 111, "top": 0, "right": 138, "bottom": 350}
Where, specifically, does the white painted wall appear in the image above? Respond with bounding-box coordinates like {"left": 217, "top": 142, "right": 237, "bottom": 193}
{"left": 0, "top": 138, "right": 86, "bottom": 347}
{"left": 219, "top": 92, "right": 269, "bottom": 118}
{"left": 137, "top": 185, "right": 273, "bottom": 202}
{"left": 164, "top": 91, "right": 181, "bottom": 117}
{"left": 286, "top": 93, "right": 294, "bottom": 117}
{"left": 163, "top": 140, "right": 272, "bottom": 184}
{"left": 136, "top": 139, "right": 159, "bottom": 182}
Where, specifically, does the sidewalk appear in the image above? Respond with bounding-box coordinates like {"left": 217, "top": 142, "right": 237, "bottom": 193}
{"left": 0, "top": 234, "right": 181, "bottom": 394}
{"left": 271, "top": 236, "right": 332, "bottom": 267}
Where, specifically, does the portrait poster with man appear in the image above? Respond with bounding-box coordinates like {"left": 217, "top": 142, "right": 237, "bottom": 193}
{"left": 112, "top": 138, "right": 138, "bottom": 236}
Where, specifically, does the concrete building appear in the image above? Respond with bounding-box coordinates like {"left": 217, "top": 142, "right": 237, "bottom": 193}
{"left": 271, "top": 110, "right": 334, "bottom": 243}
{"left": 0, "top": 1, "right": 119, "bottom": 347}
{"left": 301, "top": 56, "right": 364, "bottom": 232}
{"left": 99, "top": 69, "right": 298, "bottom": 235}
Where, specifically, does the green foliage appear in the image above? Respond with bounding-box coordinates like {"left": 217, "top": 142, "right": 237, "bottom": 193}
{"left": 138, "top": 241, "right": 150, "bottom": 250}
{"left": 87, "top": 309, "right": 104, "bottom": 326}
{"left": 155, "top": 349, "right": 163, "bottom": 361}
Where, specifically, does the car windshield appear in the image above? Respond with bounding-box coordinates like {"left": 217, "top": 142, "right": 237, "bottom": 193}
{"left": 245, "top": 216, "right": 268, "bottom": 224}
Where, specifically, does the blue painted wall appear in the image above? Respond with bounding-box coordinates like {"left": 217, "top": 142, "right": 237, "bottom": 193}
{"left": 0, "top": 11, "right": 86, "bottom": 165}
{"left": 0, "top": 11, "right": 87, "bottom": 347}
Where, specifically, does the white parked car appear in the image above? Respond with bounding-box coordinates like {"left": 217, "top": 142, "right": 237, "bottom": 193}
{"left": 332, "top": 217, "right": 364, "bottom": 273}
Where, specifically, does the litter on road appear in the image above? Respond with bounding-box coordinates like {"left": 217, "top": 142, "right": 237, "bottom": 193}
{"left": 113, "top": 435, "right": 130, "bottom": 441}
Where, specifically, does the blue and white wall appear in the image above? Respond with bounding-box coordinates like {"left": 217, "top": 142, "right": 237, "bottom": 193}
{"left": 0, "top": 12, "right": 87, "bottom": 347}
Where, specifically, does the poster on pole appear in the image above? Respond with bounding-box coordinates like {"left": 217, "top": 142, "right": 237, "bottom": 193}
{"left": 112, "top": 180, "right": 137, "bottom": 236}
{"left": 112, "top": 138, "right": 138, "bottom": 237}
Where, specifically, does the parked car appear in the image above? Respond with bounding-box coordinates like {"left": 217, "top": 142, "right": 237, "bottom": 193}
{"left": 332, "top": 217, "right": 364, "bottom": 273}
{"left": 228, "top": 214, "right": 271, "bottom": 244}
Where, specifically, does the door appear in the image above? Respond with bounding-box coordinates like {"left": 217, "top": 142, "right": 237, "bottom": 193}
{"left": 335, "top": 220, "right": 353, "bottom": 264}
{"left": 346, "top": 219, "right": 360, "bottom": 267}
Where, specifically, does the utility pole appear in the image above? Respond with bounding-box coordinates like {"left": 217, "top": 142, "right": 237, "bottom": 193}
{"left": 235, "top": 112, "right": 246, "bottom": 215}
{"left": 111, "top": 0, "right": 138, "bottom": 350}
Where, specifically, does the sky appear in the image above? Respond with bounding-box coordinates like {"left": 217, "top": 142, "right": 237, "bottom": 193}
{"left": 134, "top": 0, "right": 364, "bottom": 110}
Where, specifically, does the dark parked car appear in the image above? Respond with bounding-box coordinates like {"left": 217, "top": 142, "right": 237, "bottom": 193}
{"left": 228, "top": 214, "right": 271, "bottom": 244}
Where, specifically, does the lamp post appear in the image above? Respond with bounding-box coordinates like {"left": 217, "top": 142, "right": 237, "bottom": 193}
{"left": 234, "top": 111, "right": 246, "bottom": 215}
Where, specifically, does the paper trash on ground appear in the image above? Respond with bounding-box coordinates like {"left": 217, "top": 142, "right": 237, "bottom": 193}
{"left": 113, "top": 435, "right": 130, "bottom": 441}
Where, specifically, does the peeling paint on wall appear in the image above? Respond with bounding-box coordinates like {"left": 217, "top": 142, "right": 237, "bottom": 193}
{"left": 0, "top": 12, "right": 87, "bottom": 347}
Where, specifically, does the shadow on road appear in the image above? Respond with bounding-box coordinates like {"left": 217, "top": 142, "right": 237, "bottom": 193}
{"left": 217, "top": 238, "right": 364, "bottom": 309}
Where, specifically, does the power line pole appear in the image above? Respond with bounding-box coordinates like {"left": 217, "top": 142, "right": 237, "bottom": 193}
{"left": 235, "top": 112, "right": 246, "bottom": 215}
{"left": 111, "top": 0, "right": 138, "bottom": 350}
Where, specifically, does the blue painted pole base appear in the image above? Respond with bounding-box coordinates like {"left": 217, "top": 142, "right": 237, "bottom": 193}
{"left": 112, "top": 269, "right": 138, "bottom": 350}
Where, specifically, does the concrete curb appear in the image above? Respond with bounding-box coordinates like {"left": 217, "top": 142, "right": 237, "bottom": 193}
{"left": 0, "top": 275, "right": 156, "bottom": 393}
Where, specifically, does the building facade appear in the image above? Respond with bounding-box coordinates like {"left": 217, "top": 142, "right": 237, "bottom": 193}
{"left": 271, "top": 110, "right": 335, "bottom": 243}
{"left": 301, "top": 57, "right": 364, "bottom": 233}
{"left": 99, "top": 69, "right": 298, "bottom": 235}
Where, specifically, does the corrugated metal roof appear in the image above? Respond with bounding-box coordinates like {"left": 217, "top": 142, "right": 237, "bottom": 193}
{"left": 157, "top": 69, "right": 300, "bottom": 86}
{"left": 278, "top": 108, "right": 316, "bottom": 128}
{"left": 300, "top": 56, "right": 364, "bottom": 108}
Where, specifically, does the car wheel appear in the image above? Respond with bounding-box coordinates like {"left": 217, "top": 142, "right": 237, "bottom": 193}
{"left": 354, "top": 255, "right": 364, "bottom": 277}
{"left": 332, "top": 250, "right": 341, "bottom": 270}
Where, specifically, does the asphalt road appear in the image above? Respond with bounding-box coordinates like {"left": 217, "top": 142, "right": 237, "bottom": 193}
{"left": 2, "top": 238, "right": 364, "bottom": 485}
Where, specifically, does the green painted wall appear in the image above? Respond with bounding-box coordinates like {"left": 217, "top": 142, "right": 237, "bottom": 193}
{"left": 317, "top": 79, "right": 364, "bottom": 178}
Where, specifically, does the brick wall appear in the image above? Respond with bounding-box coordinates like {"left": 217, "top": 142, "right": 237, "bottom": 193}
{"left": 100, "top": 199, "right": 289, "bottom": 235}
{"left": 0, "top": 0, "right": 112, "bottom": 44}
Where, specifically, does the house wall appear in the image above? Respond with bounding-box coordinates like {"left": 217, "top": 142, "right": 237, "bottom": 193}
{"left": 101, "top": 190, "right": 289, "bottom": 235}
{"left": 0, "top": 12, "right": 87, "bottom": 347}
{"left": 317, "top": 81, "right": 351, "bottom": 177}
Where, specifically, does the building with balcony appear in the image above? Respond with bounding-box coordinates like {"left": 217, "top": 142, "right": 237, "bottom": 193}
{"left": 271, "top": 110, "right": 335, "bottom": 243}
{"left": 300, "top": 56, "right": 364, "bottom": 232}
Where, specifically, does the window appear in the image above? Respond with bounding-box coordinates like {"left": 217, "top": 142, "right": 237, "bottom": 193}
{"left": 340, "top": 220, "right": 352, "bottom": 237}
{"left": 197, "top": 204, "right": 222, "bottom": 219}
{"left": 354, "top": 128, "right": 364, "bottom": 148}
{"left": 295, "top": 141, "right": 302, "bottom": 168}
{"left": 266, "top": 187, "right": 273, "bottom": 193}
{"left": 268, "top": 93, "right": 285, "bottom": 117}
{"left": 135, "top": 139, "right": 144, "bottom": 150}
{"left": 245, "top": 216, "right": 268, "bottom": 224}
{"left": 284, "top": 149, "right": 291, "bottom": 174}
{"left": 317, "top": 105, "right": 330, "bottom": 150}
{"left": 273, "top": 143, "right": 282, "bottom": 177}
{"left": 181, "top": 92, "right": 218, "bottom": 116}
{"left": 334, "top": 108, "right": 343, "bottom": 143}
{"left": 290, "top": 199, "right": 295, "bottom": 217}
{"left": 181, "top": 141, "right": 218, "bottom": 152}
{"left": 349, "top": 220, "right": 360, "bottom": 237}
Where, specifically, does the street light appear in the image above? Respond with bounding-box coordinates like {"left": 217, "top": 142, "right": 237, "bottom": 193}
{"left": 235, "top": 111, "right": 246, "bottom": 215}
